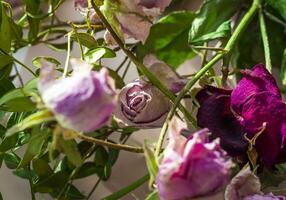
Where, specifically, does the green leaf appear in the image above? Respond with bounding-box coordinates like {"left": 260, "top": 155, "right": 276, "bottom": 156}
{"left": 47, "top": 42, "right": 69, "bottom": 51}
{"left": 266, "top": 0, "right": 286, "bottom": 21}
{"left": 281, "top": 48, "right": 286, "bottom": 85}
{"left": 137, "top": 11, "right": 196, "bottom": 68}
{"left": 13, "top": 168, "right": 36, "bottom": 179}
{"left": 102, "top": 174, "right": 149, "bottom": 200}
{"left": 32, "top": 158, "right": 53, "bottom": 178}
{"left": 58, "top": 137, "right": 83, "bottom": 167}
{"left": 189, "top": 0, "right": 242, "bottom": 43}
{"left": 85, "top": 47, "right": 116, "bottom": 64}
{"left": 0, "top": 54, "right": 13, "bottom": 69}
{"left": 0, "top": 4, "right": 11, "bottom": 52}
{"left": 34, "top": 171, "right": 69, "bottom": 193}
{"left": 189, "top": 20, "right": 231, "bottom": 44}
{"left": 0, "top": 77, "right": 14, "bottom": 97}
{"left": 94, "top": 146, "right": 108, "bottom": 167}
{"left": 65, "top": 184, "right": 86, "bottom": 199}
{"left": 6, "top": 110, "right": 54, "bottom": 137}
{"left": 74, "top": 162, "right": 97, "bottom": 179}
{"left": 143, "top": 141, "right": 158, "bottom": 188}
{"left": 0, "top": 133, "right": 19, "bottom": 152}
{"left": 24, "top": 0, "right": 41, "bottom": 42}
{"left": 4, "top": 152, "right": 20, "bottom": 169}
{"left": 32, "top": 56, "right": 61, "bottom": 68}
{"left": 18, "top": 128, "right": 49, "bottom": 168}
{"left": 70, "top": 32, "right": 98, "bottom": 49}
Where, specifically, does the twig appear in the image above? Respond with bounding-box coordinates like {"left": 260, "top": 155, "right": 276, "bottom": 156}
{"left": 63, "top": 32, "right": 71, "bottom": 77}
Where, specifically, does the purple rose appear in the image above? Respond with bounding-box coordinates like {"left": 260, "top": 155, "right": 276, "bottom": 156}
{"left": 74, "top": 0, "right": 171, "bottom": 42}
{"left": 225, "top": 166, "right": 286, "bottom": 200}
{"left": 197, "top": 64, "right": 286, "bottom": 167}
{"left": 157, "top": 118, "right": 232, "bottom": 200}
{"left": 143, "top": 54, "right": 186, "bottom": 93}
{"left": 115, "top": 79, "right": 171, "bottom": 128}
{"left": 38, "top": 61, "right": 117, "bottom": 132}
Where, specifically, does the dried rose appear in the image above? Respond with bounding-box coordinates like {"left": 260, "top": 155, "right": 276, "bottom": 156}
{"left": 157, "top": 118, "right": 232, "bottom": 200}
{"left": 115, "top": 79, "right": 171, "bottom": 128}
{"left": 38, "top": 60, "right": 117, "bottom": 132}
{"left": 225, "top": 166, "right": 286, "bottom": 200}
{"left": 197, "top": 64, "right": 286, "bottom": 167}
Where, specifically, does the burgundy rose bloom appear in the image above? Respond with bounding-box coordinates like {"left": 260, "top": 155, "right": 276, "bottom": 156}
{"left": 197, "top": 64, "right": 286, "bottom": 167}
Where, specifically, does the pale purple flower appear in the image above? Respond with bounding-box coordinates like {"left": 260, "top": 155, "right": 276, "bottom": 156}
{"left": 157, "top": 118, "right": 232, "bottom": 200}
{"left": 74, "top": 0, "right": 171, "bottom": 42}
{"left": 115, "top": 79, "right": 171, "bottom": 128}
{"left": 143, "top": 54, "right": 186, "bottom": 93}
{"left": 225, "top": 167, "right": 286, "bottom": 200}
{"left": 38, "top": 60, "right": 117, "bottom": 132}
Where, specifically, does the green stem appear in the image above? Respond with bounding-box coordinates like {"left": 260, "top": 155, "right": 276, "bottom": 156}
{"left": 155, "top": 0, "right": 260, "bottom": 157}
{"left": 259, "top": 7, "right": 272, "bottom": 72}
{"left": 63, "top": 32, "right": 71, "bottom": 77}
{"left": 77, "top": 133, "right": 144, "bottom": 153}
{"left": 102, "top": 174, "right": 149, "bottom": 200}
{"left": 90, "top": 0, "right": 196, "bottom": 126}
{"left": 0, "top": 48, "right": 37, "bottom": 77}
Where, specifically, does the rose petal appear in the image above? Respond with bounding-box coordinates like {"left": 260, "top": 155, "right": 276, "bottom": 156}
{"left": 196, "top": 86, "right": 248, "bottom": 156}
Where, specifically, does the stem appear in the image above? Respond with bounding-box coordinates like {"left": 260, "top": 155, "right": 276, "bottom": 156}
{"left": 27, "top": 164, "right": 36, "bottom": 200}
{"left": 0, "top": 48, "right": 37, "bottom": 77}
{"left": 87, "top": 178, "right": 101, "bottom": 199}
{"left": 116, "top": 56, "right": 128, "bottom": 72}
{"left": 155, "top": 0, "right": 260, "bottom": 157}
{"left": 259, "top": 7, "right": 272, "bottom": 72}
{"left": 90, "top": 0, "right": 195, "bottom": 126}
{"left": 102, "top": 174, "right": 149, "bottom": 200}
{"left": 63, "top": 32, "right": 71, "bottom": 77}
{"left": 77, "top": 133, "right": 144, "bottom": 153}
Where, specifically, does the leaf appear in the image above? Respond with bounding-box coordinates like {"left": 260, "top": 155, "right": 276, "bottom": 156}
{"left": 0, "top": 77, "right": 14, "bottom": 97}
{"left": 189, "top": 0, "right": 242, "bottom": 43}
{"left": 4, "top": 152, "right": 20, "bottom": 169}
{"left": 143, "top": 141, "right": 158, "bottom": 188}
{"left": 74, "top": 162, "right": 97, "bottom": 179}
{"left": 18, "top": 128, "right": 49, "bottom": 168}
{"left": 0, "top": 133, "right": 19, "bottom": 152}
{"left": 94, "top": 146, "right": 108, "bottom": 166}
{"left": 189, "top": 20, "right": 231, "bottom": 44}
{"left": 32, "top": 56, "right": 61, "bottom": 68}
{"left": 47, "top": 42, "right": 69, "bottom": 51}
{"left": 32, "top": 158, "right": 53, "bottom": 178}
{"left": 266, "top": 0, "right": 286, "bottom": 21}
{"left": 0, "top": 4, "right": 11, "bottom": 52}
{"left": 6, "top": 110, "right": 54, "bottom": 137}
{"left": 70, "top": 32, "right": 98, "bottom": 49}
{"left": 0, "top": 54, "right": 13, "bottom": 69}
{"left": 58, "top": 137, "right": 83, "bottom": 167}
{"left": 281, "top": 48, "right": 286, "bottom": 85}
{"left": 85, "top": 47, "right": 116, "bottom": 64}
{"left": 137, "top": 11, "right": 196, "bottom": 68}
{"left": 24, "top": 0, "right": 41, "bottom": 41}
{"left": 13, "top": 168, "right": 36, "bottom": 180}
{"left": 65, "top": 184, "right": 86, "bottom": 199}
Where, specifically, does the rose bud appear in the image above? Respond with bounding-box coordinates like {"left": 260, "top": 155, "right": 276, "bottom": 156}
{"left": 225, "top": 167, "right": 286, "bottom": 200}
{"left": 197, "top": 64, "right": 286, "bottom": 168}
{"left": 115, "top": 79, "right": 171, "bottom": 128}
{"left": 157, "top": 118, "right": 232, "bottom": 200}
{"left": 38, "top": 60, "right": 117, "bottom": 132}
{"left": 143, "top": 54, "right": 187, "bottom": 93}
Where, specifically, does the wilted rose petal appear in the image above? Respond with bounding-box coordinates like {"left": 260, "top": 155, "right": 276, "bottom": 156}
{"left": 143, "top": 54, "right": 186, "bottom": 93}
{"left": 39, "top": 61, "right": 117, "bottom": 132}
{"left": 226, "top": 166, "right": 286, "bottom": 200}
{"left": 196, "top": 86, "right": 248, "bottom": 156}
{"left": 231, "top": 64, "right": 281, "bottom": 114}
{"left": 157, "top": 118, "right": 232, "bottom": 200}
{"left": 115, "top": 79, "right": 171, "bottom": 128}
